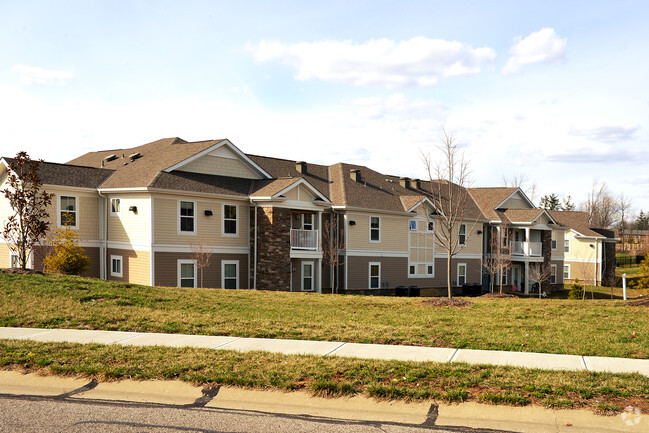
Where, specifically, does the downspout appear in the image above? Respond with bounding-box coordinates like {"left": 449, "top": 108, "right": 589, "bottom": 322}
{"left": 97, "top": 191, "right": 108, "bottom": 280}
{"left": 250, "top": 199, "right": 258, "bottom": 290}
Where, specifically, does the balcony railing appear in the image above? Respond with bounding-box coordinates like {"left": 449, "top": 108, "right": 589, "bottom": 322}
{"left": 291, "top": 229, "right": 319, "bottom": 251}
{"left": 512, "top": 241, "right": 542, "bottom": 257}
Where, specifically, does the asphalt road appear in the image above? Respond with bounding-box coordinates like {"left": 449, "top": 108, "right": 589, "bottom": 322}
{"left": 0, "top": 393, "right": 516, "bottom": 433}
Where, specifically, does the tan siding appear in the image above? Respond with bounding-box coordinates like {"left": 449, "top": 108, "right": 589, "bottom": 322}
{"left": 154, "top": 196, "right": 249, "bottom": 247}
{"left": 37, "top": 189, "right": 101, "bottom": 242}
{"left": 346, "top": 211, "right": 408, "bottom": 252}
{"left": 0, "top": 242, "right": 12, "bottom": 267}
{"left": 284, "top": 188, "right": 298, "bottom": 200}
{"left": 107, "top": 195, "right": 151, "bottom": 245}
{"left": 107, "top": 248, "right": 150, "bottom": 285}
{"left": 178, "top": 155, "right": 259, "bottom": 179}
{"left": 433, "top": 221, "right": 482, "bottom": 255}
{"left": 154, "top": 252, "right": 249, "bottom": 289}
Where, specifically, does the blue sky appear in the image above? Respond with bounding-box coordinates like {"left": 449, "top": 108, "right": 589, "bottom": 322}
{"left": 1, "top": 1, "right": 648, "bottom": 216}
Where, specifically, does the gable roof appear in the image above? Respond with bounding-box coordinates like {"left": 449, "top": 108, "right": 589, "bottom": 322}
{"left": 1, "top": 157, "right": 114, "bottom": 189}
{"left": 549, "top": 211, "right": 606, "bottom": 238}
{"left": 502, "top": 208, "right": 555, "bottom": 224}
{"left": 467, "top": 187, "right": 521, "bottom": 221}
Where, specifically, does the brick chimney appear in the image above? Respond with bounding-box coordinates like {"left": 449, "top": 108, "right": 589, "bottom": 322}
{"left": 296, "top": 161, "right": 307, "bottom": 174}
{"left": 350, "top": 169, "right": 361, "bottom": 182}
{"left": 399, "top": 177, "right": 411, "bottom": 189}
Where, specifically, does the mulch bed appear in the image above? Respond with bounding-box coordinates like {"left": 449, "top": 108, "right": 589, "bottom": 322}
{"left": 420, "top": 298, "right": 475, "bottom": 307}
{"left": 480, "top": 293, "right": 517, "bottom": 298}
{"left": 0, "top": 268, "right": 44, "bottom": 275}
{"left": 627, "top": 298, "right": 649, "bottom": 306}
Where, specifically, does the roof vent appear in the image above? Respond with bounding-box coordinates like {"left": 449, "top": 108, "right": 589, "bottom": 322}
{"left": 350, "top": 169, "right": 361, "bottom": 182}
{"left": 129, "top": 152, "right": 142, "bottom": 162}
{"left": 296, "top": 161, "right": 307, "bottom": 174}
{"left": 413, "top": 178, "right": 421, "bottom": 189}
{"left": 104, "top": 154, "right": 118, "bottom": 162}
{"left": 399, "top": 177, "right": 411, "bottom": 189}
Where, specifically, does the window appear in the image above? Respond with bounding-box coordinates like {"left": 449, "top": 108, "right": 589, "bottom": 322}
{"left": 409, "top": 218, "right": 434, "bottom": 278}
{"left": 60, "top": 196, "right": 77, "bottom": 227}
{"left": 563, "top": 264, "right": 571, "bottom": 280}
{"left": 426, "top": 265, "right": 434, "bottom": 276}
{"left": 10, "top": 252, "right": 19, "bottom": 268}
{"left": 302, "top": 213, "right": 313, "bottom": 231}
{"left": 427, "top": 221, "right": 434, "bottom": 232}
{"left": 551, "top": 231, "right": 557, "bottom": 250}
{"left": 222, "top": 260, "right": 239, "bottom": 290}
{"left": 457, "top": 263, "right": 467, "bottom": 286}
{"left": 179, "top": 201, "right": 195, "bottom": 233}
{"left": 111, "top": 198, "right": 121, "bottom": 215}
{"left": 301, "top": 261, "right": 314, "bottom": 291}
{"left": 409, "top": 265, "right": 416, "bottom": 275}
{"left": 178, "top": 260, "right": 196, "bottom": 288}
{"left": 111, "top": 255, "right": 123, "bottom": 277}
{"left": 564, "top": 239, "right": 570, "bottom": 254}
{"left": 551, "top": 264, "right": 557, "bottom": 284}
{"left": 459, "top": 224, "right": 467, "bottom": 245}
{"left": 409, "top": 220, "right": 417, "bottom": 231}
{"left": 500, "top": 269, "right": 507, "bottom": 285}
{"left": 369, "top": 262, "right": 380, "bottom": 289}
{"left": 370, "top": 217, "right": 380, "bottom": 242}
{"left": 223, "top": 204, "right": 237, "bottom": 235}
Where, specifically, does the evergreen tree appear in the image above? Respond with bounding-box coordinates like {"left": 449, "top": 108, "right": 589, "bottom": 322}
{"left": 539, "top": 194, "right": 561, "bottom": 210}
{"left": 636, "top": 210, "right": 649, "bottom": 231}
{"left": 561, "top": 195, "right": 576, "bottom": 211}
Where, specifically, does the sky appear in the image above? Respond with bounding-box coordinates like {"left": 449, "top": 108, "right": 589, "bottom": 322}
{"left": 1, "top": 0, "right": 648, "bottom": 216}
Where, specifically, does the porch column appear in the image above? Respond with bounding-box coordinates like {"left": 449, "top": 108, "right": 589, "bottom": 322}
{"left": 525, "top": 227, "right": 530, "bottom": 255}
{"left": 317, "top": 258, "right": 322, "bottom": 294}
{"left": 524, "top": 261, "right": 530, "bottom": 294}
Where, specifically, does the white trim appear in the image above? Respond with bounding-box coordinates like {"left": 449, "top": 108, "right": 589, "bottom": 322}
{"left": 43, "top": 184, "right": 100, "bottom": 196}
{"left": 457, "top": 262, "right": 467, "bottom": 286}
{"left": 301, "top": 260, "right": 315, "bottom": 291}
{"left": 459, "top": 223, "right": 467, "bottom": 246}
{"left": 110, "top": 255, "right": 123, "bottom": 277}
{"left": 178, "top": 200, "right": 196, "bottom": 235}
{"left": 564, "top": 239, "right": 571, "bottom": 254}
{"left": 343, "top": 250, "right": 408, "bottom": 258}
{"left": 153, "top": 244, "right": 249, "bottom": 254}
{"left": 551, "top": 264, "right": 557, "bottom": 284}
{"left": 222, "top": 203, "right": 239, "bottom": 237}
{"left": 369, "top": 216, "right": 381, "bottom": 243}
{"left": 177, "top": 259, "right": 196, "bottom": 288}
{"left": 222, "top": 260, "right": 239, "bottom": 290}
{"left": 563, "top": 264, "right": 571, "bottom": 280}
{"left": 57, "top": 195, "right": 79, "bottom": 229}
{"left": 434, "top": 252, "right": 482, "bottom": 260}
{"left": 266, "top": 178, "right": 331, "bottom": 204}
{"left": 495, "top": 188, "right": 535, "bottom": 209}
{"left": 163, "top": 139, "right": 272, "bottom": 179}
{"left": 369, "top": 262, "right": 381, "bottom": 289}
{"left": 9, "top": 251, "right": 18, "bottom": 268}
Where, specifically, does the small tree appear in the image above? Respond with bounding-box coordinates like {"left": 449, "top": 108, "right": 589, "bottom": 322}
{"left": 43, "top": 222, "right": 90, "bottom": 275}
{"left": 528, "top": 262, "right": 552, "bottom": 299}
{"left": 189, "top": 239, "right": 213, "bottom": 288}
{"left": 2, "top": 152, "right": 54, "bottom": 269}
{"left": 320, "top": 215, "right": 344, "bottom": 294}
{"left": 423, "top": 130, "right": 478, "bottom": 298}
{"left": 482, "top": 222, "right": 512, "bottom": 293}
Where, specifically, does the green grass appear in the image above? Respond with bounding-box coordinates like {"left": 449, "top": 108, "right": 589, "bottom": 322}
{"left": 1, "top": 339, "right": 647, "bottom": 413}
{"left": 1, "top": 273, "right": 649, "bottom": 358}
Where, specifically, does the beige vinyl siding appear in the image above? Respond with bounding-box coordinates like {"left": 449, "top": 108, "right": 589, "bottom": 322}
{"left": 107, "top": 195, "right": 151, "bottom": 244}
{"left": 346, "top": 211, "right": 408, "bottom": 251}
{"left": 154, "top": 195, "right": 249, "bottom": 246}
{"left": 433, "top": 221, "right": 482, "bottom": 255}
{"left": 551, "top": 229, "right": 565, "bottom": 258}
{"left": 564, "top": 232, "right": 599, "bottom": 261}
{"left": 40, "top": 189, "right": 101, "bottom": 241}
{"left": 0, "top": 242, "right": 12, "bottom": 267}
{"left": 502, "top": 194, "right": 528, "bottom": 209}
{"left": 178, "top": 155, "right": 260, "bottom": 179}
{"left": 107, "top": 248, "right": 150, "bottom": 285}
{"left": 283, "top": 184, "right": 316, "bottom": 202}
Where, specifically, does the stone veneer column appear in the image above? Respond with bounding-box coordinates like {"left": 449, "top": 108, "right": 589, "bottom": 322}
{"left": 254, "top": 206, "right": 292, "bottom": 291}
{"left": 541, "top": 230, "right": 552, "bottom": 293}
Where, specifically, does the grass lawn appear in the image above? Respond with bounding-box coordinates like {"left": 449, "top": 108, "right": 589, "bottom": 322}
{"left": 1, "top": 273, "right": 649, "bottom": 358}
{"left": 2, "top": 339, "right": 648, "bottom": 414}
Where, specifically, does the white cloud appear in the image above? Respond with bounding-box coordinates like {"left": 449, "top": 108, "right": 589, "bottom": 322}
{"left": 568, "top": 123, "right": 639, "bottom": 143}
{"left": 12, "top": 65, "right": 75, "bottom": 86}
{"left": 344, "top": 93, "right": 447, "bottom": 120}
{"left": 503, "top": 28, "right": 567, "bottom": 75}
{"left": 246, "top": 37, "right": 496, "bottom": 88}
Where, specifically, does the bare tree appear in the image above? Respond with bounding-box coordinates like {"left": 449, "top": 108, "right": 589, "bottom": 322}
{"left": 2, "top": 152, "right": 54, "bottom": 269}
{"left": 423, "top": 130, "right": 478, "bottom": 298}
{"left": 482, "top": 222, "right": 512, "bottom": 293}
{"left": 503, "top": 172, "right": 538, "bottom": 204}
{"left": 580, "top": 181, "right": 619, "bottom": 229}
{"left": 528, "top": 262, "right": 552, "bottom": 299}
{"left": 617, "top": 193, "right": 633, "bottom": 253}
{"left": 320, "top": 214, "right": 344, "bottom": 294}
{"left": 189, "top": 239, "right": 213, "bottom": 288}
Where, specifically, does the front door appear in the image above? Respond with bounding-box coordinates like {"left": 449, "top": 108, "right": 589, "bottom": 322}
{"left": 512, "top": 265, "right": 521, "bottom": 292}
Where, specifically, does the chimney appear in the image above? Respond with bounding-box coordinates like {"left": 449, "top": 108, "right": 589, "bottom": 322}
{"left": 413, "top": 178, "right": 421, "bottom": 189}
{"left": 350, "top": 169, "right": 361, "bottom": 182}
{"left": 296, "top": 161, "right": 307, "bottom": 174}
{"left": 399, "top": 177, "right": 411, "bottom": 189}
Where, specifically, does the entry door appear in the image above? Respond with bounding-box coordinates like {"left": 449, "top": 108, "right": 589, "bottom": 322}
{"left": 512, "top": 265, "right": 521, "bottom": 292}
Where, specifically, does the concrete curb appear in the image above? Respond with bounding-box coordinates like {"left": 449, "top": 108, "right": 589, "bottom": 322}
{"left": 2, "top": 326, "right": 649, "bottom": 376}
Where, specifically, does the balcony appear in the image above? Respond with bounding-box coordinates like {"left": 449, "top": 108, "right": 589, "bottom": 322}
{"left": 512, "top": 241, "right": 542, "bottom": 257}
{"left": 291, "top": 229, "right": 319, "bottom": 251}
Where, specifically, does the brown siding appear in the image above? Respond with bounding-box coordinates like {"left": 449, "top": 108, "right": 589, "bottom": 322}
{"left": 154, "top": 252, "right": 249, "bottom": 289}
{"left": 32, "top": 245, "right": 100, "bottom": 278}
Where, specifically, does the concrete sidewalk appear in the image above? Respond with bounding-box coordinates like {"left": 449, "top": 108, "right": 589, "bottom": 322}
{"left": 2, "top": 327, "right": 649, "bottom": 376}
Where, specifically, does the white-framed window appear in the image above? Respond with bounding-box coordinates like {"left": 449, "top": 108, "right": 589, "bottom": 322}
{"left": 427, "top": 221, "right": 434, "bottom": 232}
{"left": 563, "top": 264, "right": 571, "bottom": 280}
{"left": 500, "top": 269, "right": 507, "bottom": 285}
{"left": 409, "top": 265, "right": 416, "bottom": 275}
{"left": 223, "top": 204, "right": 238, "bottom": 235}
{"left": 301, "top": 261, "right": 314, "bottom": 291}
{"left": 551, "top": 264, "right": 557, "bottom": 284}
{"left": 459, "top": 224, "right": 467, "bottom": 245}
{"left": 369, "top": 262, "right": 381, "bottom": 289}
{"left": 564, "top": 239, "right": 571, "bottom": 254}
{"left": 222, "top": 260, "right": 239, "bottom": 290}
{"left": 10, "top": 251, "right": 19, "bottom": 268}
{"left": 59, "top": 195, "right": 78, "bottom": 227}
{"left": 409, "top": 218, "right": 435, "bottom": 278}
{"left": 179, "top": 201, "right": 196, "bottom": 233}
{"left": 551, "top": 230, "right": 557, "bottom": 250}
{"left": 457, "top": 263, "right": 467, "bottom": 286}
{"left": 110, "top": 198, "right": 121, "bottom": 215}
{"left": 370, "top": 216, "right": 380, "bottom": 242}
{"left": 110, "top": 255, "right": 123, "bottom": 277}
{"left": 178, "top": 260, "right": 196, "bottom": 288}
{"left": 409, "top": 220, "right": 417, "bottom": 231}
{"left": 426, "top": 264, "right": 434, "bottom": 276}
{"left": 302, "top": 213, "right": 314, "bottom": 231}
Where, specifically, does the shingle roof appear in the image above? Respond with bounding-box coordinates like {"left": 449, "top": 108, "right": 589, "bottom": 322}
{"left": 502, "top": 208, "right": 546, "bottom": 223}
{"left": 247, "top": 155, "right": 331, "bottom": 199}
{"left": 250, "top": 178, "right": 302, "bottom": 197}
{"left": 149, "top": 171, "right": 252, "bottom": 197}
{"left": 467, "top": 187, "right": 519, "bottom": 221}
{"left": 549, "top": 211, "right": 606, "bottom": 238}
{"left": 2, "top": 158, "right": 114, "bottom": 189}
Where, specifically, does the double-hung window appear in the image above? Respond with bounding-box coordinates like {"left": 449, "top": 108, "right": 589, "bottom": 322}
{"left": 60, "top": 196, "right": 77, "bottom": 227}
{"left": 551, "top": 264, "right": 557, "bottom": 284}
{"left": 459, "top": 224, "right": 467, "bottom": 245}
{"left": 551, "top": 231, "right": 557, "bottom": 250}
{"left": 223, "top": 204, "right": 237, "bottom": 235}
{"left": 111, "top": 198, "right": 121, "bottom": 215}
{"left": 369, "top": 262, "right": 380, "bottom": 289}
{"left": 222, "top": 260, "right": 239, "bottom": 290}
{"left": 178, "top": 260, "right": 196, "bottom": 288}
{"left": 179, "top": 201, "right": 195, "bottom": 233}
{"left": 10, "top": 252, "right": 19, "bottom": 268}
{"left": 111, "top": 255, "right": 123, "bottom": 277}
{"left": 564, "top": 239, "right": 571, "bottom": 254}
{"left": 563, "top": 265, "right": 571, "bottom": 280}
{"left": 370, "top": 217, "right": 380, "bottom": 242}
{"left": 457, "top": 263, "right": 467, "bottom": 286}
{"left": 301, "top": 261, "right": 314, "bottom": 291}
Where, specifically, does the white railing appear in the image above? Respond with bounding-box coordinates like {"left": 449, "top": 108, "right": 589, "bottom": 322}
{"left": 291, "top": 229, "right": 319, "bottom": 250}
{"left": 512, "top": 241, "right": 542, "bottom": 257}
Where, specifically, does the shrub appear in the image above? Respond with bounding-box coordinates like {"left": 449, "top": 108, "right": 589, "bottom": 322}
{"left": 568, "top": 279, "right": 584, "bottom": 299}
{"left": 43, "top": 226, "right": 90, "bottom": 275}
